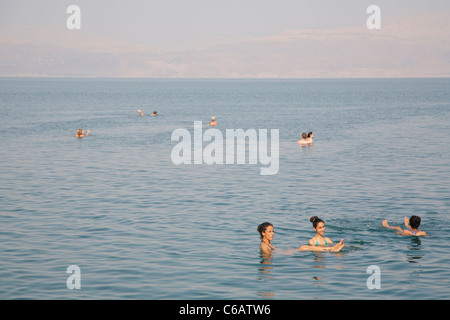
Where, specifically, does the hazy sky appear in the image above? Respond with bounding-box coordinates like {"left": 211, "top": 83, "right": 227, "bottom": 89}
{"left": 1, "top": 0, "right": 450, "bottom": 48}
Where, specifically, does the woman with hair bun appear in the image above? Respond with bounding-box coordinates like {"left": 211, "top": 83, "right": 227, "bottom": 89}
{"left": 257, "top": 222, "right": 276, "bottom": 255}
{"left": 302, "top": 216, "right": 344, "bottom": 251}
{"left": 308, "top": 216, "right": 335, "bottom": 247}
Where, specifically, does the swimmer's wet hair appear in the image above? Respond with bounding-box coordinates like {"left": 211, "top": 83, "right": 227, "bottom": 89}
{"left": 409, "top": 216, "right": 421, "bottom": 229}
{"left": 257, "top": 222, "right": 273, "bottom": 239}
{"left": 310, "top": 216, "right": 324, "bottom": 229}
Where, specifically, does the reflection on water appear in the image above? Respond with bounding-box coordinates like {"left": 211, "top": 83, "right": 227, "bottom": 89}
{"left": 310, "top": 251, "right": 344, "bottom": 290}
{"left": 406, "top": 237, "right": 424, "bottom": 263}
{"left": 258, "top": 256, "right": 275, "bottom": 280}
{"left": 312, "top": 276, "right": 327, "bottom": 288}
{"left": 312, "top": 252, "right": 326, "bottom": 268}
{"left": 257, "top": 249, "right": 349, "bottom": 299}
{"left": 257, "top": 255, "right": 276, "bottom": 299}
{"left": 258, "top": 291, "right": 276, "bottom": 299}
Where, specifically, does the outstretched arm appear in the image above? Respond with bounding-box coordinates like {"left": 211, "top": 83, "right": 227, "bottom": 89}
{"left": 382, "top": 220, "right": 403, "bottom": 233}
{"left": 299, "top": 239, "right": 344, "bottom": 252}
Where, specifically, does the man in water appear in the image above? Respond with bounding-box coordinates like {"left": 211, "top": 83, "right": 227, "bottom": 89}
{"left": 208, "top": 116, "right": 217, "bottom": 126}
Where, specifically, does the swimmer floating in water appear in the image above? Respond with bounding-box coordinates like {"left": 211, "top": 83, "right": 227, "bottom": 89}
{"left": 297, "top": 132, "right": 314, "bottom": 145}
{"left": 74, "top": 129, "right": 90, "bottom": 138}
{"left": 257, "top": 222, "right": 344, "bottom": 255}
{"left": 297, "top": 132, "right": 308, "bottom": 145}
{"left": 300, "top": 216, "right": 344, "bottom": 251}
{"left": 308, "top": 216, "right": 333, "bottom": 246}
{"left": 208, "top": 116, "right": 217, "bottom": 127}
{"left": 138, "top": 109, "right": 158, "bottom": 117}
{"left": 257, "top": 222, "right": 276, "bottom": 255}
{"left": 382, "top": 216, "right": 427, "bottom": 236}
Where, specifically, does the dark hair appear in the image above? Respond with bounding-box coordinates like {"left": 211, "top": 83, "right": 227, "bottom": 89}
{"left": 310, "top": 216, "right": 324, "bottom": 229}
{"left": 307, "top": 132, "right": 313, "bottom": 137}
{"left": 302, "top": 132, "right": 307, "bottom": 139}
{"left": 409, "top": 216, "right": 421, "bottom": 229}
{"left": 257, "top": 222, "right": 273, "bottom": 239}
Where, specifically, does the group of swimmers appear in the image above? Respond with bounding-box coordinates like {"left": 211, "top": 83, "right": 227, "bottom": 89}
{"left": 138, "top": 109, "right": 158, "bottom": 117}
{"left": 77, "top": 109, "right": 315, "bottom": 143}
{"left": 297, "top": 132, "right": 314, "bottom": 145}
{"left": 138, "top": 108, "right": 218, "bottom": 128}
{"left": 138, "top": 109, "right": 218, "bottom": 127}
{"left": 258, "top": 215, "right": 426, "bottom": 255}
{"left": 75, "top": 109, "right": 218, "bottom": 138}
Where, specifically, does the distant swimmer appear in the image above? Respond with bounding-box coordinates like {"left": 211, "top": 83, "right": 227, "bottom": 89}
{"left": 382, "top": 216, "right": 427, "bottom": 236}
{"left": 138, "top": 109, "right": 158, "bottom": 116}
{"left": 306, "top": 132, "right": 314, "bottom": 144}
{"left": 297, "top": 132, "right": 308, "bottom": 145}
{"left": 208, "top": 116, "right": 217, "bottom": 127}
{"left": 74, "top": 129, "right": 90, "bottom": 138}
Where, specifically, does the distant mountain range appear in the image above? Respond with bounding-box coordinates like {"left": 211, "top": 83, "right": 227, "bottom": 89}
{"left": 1, "top": 11, "right": 449, "bottom": 78}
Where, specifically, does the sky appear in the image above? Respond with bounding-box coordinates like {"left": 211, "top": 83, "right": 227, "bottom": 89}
{"left": 1, "top": 0, "right": 450, "bottom": 49}
{"left": 1, "top": 0, "right": 450, "bottom": 77}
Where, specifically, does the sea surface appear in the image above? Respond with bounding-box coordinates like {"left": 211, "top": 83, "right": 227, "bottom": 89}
{"left": 0, "top": 78, "right": 449, "bottom": 300}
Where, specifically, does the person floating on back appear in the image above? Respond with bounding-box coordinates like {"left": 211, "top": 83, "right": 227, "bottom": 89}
{"left": 382, "top": 216, "right": 427, "bottom": 236}
{"left": 138, "top": 109, "right": 158, "bottom": 116}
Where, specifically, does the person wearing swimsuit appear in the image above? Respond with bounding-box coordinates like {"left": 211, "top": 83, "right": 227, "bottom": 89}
{"left": 308, "top": 216, "right": 333, "bottom": 246}
{"left": 257, "top": 222, "right": 276, "bottom": 256}
{"left": 382, "top": 216, "right": 427, "bottom": 236}
{"left": 208, "top": 116, "right": 217, "bottom": 127}
{"left": 74, "top": 128, "right": 90, "bottom": 138}
{"left": 257, "top": 222, "right": 345, "bottom": 255}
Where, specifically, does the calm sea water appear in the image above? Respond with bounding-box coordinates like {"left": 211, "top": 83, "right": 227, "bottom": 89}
{"left": 0, "top": 78, "right": 449, "bottom": 300}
